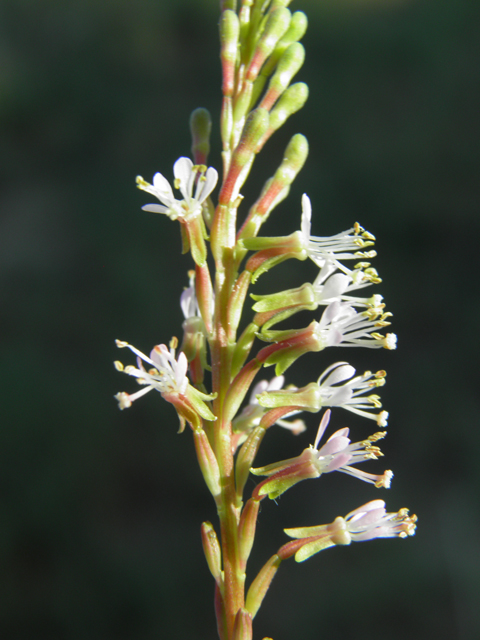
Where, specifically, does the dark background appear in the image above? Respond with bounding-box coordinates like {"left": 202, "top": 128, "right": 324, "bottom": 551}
{"left": 1, "top": 0, "right": 479, "bottom": 638}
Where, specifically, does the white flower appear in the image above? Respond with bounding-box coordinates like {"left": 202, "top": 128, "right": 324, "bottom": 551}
{"left": 315, "top": 300, "right": 396, "bottom": 350}
{"left": 252, "top": 409, "right": 393, "bottom": 493}
{"left": 344, "top": 500, "right": 417, "bottom": 541}
{"left": 284, "top": 500, "right": 417, "bottom": 560}
{"left": 311, "top": 259, "right": 381, "bottom": 307}
{"left": 114, "top": 339, "right": 189, "bottom": 409}
{"left": 136, "top": 157, "right": 218, "bottom": 222}
{"left": 317, "top": 362, "right": 388, "bottom": 426}
{"left": 300, "top": 194, "right": 377, "bottom": 269}
{"left": 307, "top": 410, "right": 392, "bottom": 487}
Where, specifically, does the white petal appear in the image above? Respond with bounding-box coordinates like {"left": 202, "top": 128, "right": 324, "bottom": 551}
{"left": 326, "top": 387, "right": 353, "bottom": 406}
{"left": 174, "top": 157, "right": 195, "bottom": 200}
{"left": 300, "top": 194, "right": 312, "bottom": 241}
{"left": 319, "top": 362, "right": 355, "bottom": 387}
{"left": 142, "top": 204, "right": 171, "bottom": 214}
{"left": 196, "top": 167, "right": 218, "bottom": 203}
{"left": 152, "top": 172, "right": 175, "bottom": 202}
{"left": 320, "top": 273, "right": 351, "bottom": 301}
{"left": 267, "top": 375, "right": 285, "bottom": 392}
{"left": 346, "top": 500, "right": 385, "bottom": 520}
{"left": 313, "top": 409, "right": 331, "bottom": 450}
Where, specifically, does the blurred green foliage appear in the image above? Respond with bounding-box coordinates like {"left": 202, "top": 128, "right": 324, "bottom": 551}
{"left": 1, "top": 0, "right": 479, "bottom": 638}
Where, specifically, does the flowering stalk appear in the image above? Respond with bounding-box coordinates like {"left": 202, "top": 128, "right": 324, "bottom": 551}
{"left": 113, "top": 3, "right": 416, "bottom": 640}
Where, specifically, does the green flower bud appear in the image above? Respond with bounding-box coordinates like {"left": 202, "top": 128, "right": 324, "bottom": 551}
{"left": 273, "top": 132, "right": 309, "bottom": 186}
{"left": 232, "top": 608, "right": 252, "bottom": 640}
{"left": 220, "top": 10, "right": 240, "bottom": 97}
{"left": 219, "top": 108, "right": 269, "bottom": 206}
{"left": 236, "top": 134, "right": 308, "bottom": 245}
{"left": 238, "top": 498, "right": 261, "bottom": 567}
{"left": 265, "top": 82, "right": 309, "bottom": 142}
{"left": 200, "top": 521, "right": 222, "bottom": 582}
{"left": 246, "top": 8, "right": 292, "bottom": 82}
{"left": 193, "top": 427, "right": 221, "bottom": 497}
{"left": 261, "top": 11, "right": 308, "bottom": 77}
{"left": 190, "top": 108, "right": 212, "bottom": 166}
{"left": 260, "top": 42, "right": 305, "bottom": 110}
{"left": 245, "top": 555, "right": 282, "bottom": 619}
{"left": 236, "top": 427, "right": 266, "bottom": 498}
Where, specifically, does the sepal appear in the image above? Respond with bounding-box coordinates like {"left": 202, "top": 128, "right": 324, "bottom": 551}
{"left": 201, "top": 521, "right": 223, "bottom": 583}
{"left": 256, "top": 321, "right": 326, "bottom": 375}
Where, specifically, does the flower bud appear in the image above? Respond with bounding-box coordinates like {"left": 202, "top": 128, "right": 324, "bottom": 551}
{"left": 220, "top": 10, "right": 240, "bottom": 97}
{"left": 219, "top": 108, "right": 270, "bottom": 205}
{"left": 245, "top": 555, "right": 282, "bottom": 618}
{"left": 236, "top": 427, "right": 266, "bottom": 497}
{"left": 238, "top": 498, "right": 261, "bottom": 568}
{"left": 246, "top": 8, "right": 292, "bottom": 82}
{"left": 200, "top": 521, "right": 222, "bottom": 582}
{"left": 265, "top": 11, "right": 308, "bottom": 76}
{"left": 232, "top": 608, "right": 253, "bottom": 640}
{"left": 193, "top": 427, "right": 221, "bottom": 498}
{"left": 238, "top": 134, "right": 308, "bottom": 242}
{"left": 190, "top": 108, "right": 212, "bottom": 166}
{"left": 249, "top": 11, "right": 308, "bottom": 106}
{"left": 261, "top": 82, "right": 309, "bottom": 147}
{"left": 259, "top": 42, "right": 305, "bottom": 110}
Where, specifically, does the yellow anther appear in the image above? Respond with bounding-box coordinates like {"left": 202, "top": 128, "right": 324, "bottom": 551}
{"left": 135, "top": 175, "right": 149, "bottom": 188}
{"left": 170, "top": 336, "right": 179, "bottom": 349}
{"left": 369, "top": 431, "right": 387, "bottom": 442}
{"left": 116, "top": 339, "right": 128, "bottom": 348}
{"left": 114, "top": 361, "right": 124, "bottom": 371}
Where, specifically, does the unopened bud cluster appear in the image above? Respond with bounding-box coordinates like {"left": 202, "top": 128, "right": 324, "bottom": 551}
{"left": 113, "top": 2, "right": 415, "bottom": 640}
